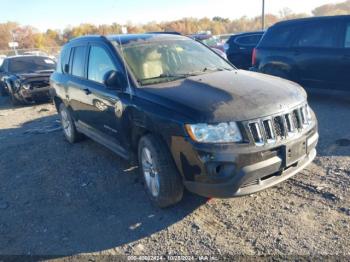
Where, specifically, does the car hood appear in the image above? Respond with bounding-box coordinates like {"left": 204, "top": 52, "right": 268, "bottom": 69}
{"left": 137, "top": 70, "right": 307, "bottom": 123}
{"left": 17, "top": 71, "right": 53, "bottom": 79}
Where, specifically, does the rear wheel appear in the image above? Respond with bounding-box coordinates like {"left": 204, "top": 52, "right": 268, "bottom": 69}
{"left": 59, "top": 103, "right": 84, "bottom": 143}
{"left": 138, "top": 134, "right": 183, "bottom": 208}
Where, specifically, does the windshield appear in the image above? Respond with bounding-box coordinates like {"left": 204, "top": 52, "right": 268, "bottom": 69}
{"left": 114, "top": 39, "right": 234, "bottom": 86}
{"left": 8, "top": 56, "right": 56, "bottom": 74}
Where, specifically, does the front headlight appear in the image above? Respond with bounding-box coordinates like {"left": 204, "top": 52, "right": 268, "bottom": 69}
{"left": 14, "top": 79, "right": 21, "bottom": 89}
{"left": 22, "top": 84, "right": 31, "bottom": 90}
{"left": 185, "top": 122, "right": 243, "bottom": 143}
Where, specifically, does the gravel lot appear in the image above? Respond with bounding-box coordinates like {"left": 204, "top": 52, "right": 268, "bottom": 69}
{"left": 0, "top": 92, "right": 349, "bottom": 258}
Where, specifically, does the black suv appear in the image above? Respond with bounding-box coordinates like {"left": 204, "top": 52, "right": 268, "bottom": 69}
{"left": 50, "top": 34, "right": 319, "bottom": 207}
{"left": 251, "top": 15, "right": 350, "bottom": 91}
{"left": 0, "top": 55, "right": 56, "bottom": 104}
{"left": 225, "top": 31, "right": 264, "bottom": 70}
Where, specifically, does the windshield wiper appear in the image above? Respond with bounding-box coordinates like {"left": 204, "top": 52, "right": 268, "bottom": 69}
{"left": 202, "top": 67, "right": 233, "bottom": 72}
{"left": 139, "top": 73, "right": 199, "bottom": 84}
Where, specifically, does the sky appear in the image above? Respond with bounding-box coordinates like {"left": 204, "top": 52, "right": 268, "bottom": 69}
{"left": 0, "top": 0, "right": 346, "bottom": 31}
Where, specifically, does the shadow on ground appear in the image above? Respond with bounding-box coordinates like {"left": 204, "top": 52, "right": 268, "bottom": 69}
{"left": 0, "top": 115, "right": 206, "bottom": 256}
{"left": 307, "top": 92, "right": 350, "bottom": 157}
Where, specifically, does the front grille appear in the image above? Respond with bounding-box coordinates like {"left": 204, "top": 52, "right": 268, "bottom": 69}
{"left": 29, "top": 81, "right": 50, "bottom": 89}
{"left": 246, "top": 104, "right": 311, "bottom": 146}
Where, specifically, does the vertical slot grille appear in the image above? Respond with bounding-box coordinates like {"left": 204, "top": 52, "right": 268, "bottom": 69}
{"left": 247, "top": 105, "right": 311, "bottom": 146}
{"left": 249, "top": 122, "right": 264, "bottom": 146}
{"left": 263, "top": 120, "right": 275, "bottom": 142}
{"left": 285, "top": 113, "right": 296, "bottom": 133}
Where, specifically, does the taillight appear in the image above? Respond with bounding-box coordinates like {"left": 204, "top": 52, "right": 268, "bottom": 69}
{"left": 252, "top": 48, "right": 257, "bottom": 66}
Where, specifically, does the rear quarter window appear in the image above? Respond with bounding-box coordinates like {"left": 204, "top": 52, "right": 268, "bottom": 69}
{"left": 58, "top": 47, "right": 71, "bottom": 73}
{"left": 71, "top": 46, "right": 87, "bottom": 78}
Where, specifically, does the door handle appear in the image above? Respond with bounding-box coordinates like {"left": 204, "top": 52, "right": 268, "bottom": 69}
{"left": 83, "top": 88, "right": 91, "bottom": 95}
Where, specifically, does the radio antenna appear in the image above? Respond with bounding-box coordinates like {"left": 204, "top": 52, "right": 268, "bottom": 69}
{"left": 118, "top": 30, "right": 133, "bottom": 98}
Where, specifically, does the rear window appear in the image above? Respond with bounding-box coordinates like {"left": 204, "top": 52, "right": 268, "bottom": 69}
{"left": 8, "top": 56, "right": 56, "bottom": 74}
{"left": 259, "top": 25, "right": 295, "bottom": 48}
{"left": 293, "top": 22, "right": 338, "bottom": 48}
{"left": 235, "top": 34, "right": 262, "bottom": 47}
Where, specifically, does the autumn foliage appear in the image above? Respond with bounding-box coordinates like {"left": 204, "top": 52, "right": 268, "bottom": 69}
{"left": 0, "top": 0, "right": 349, "bottom": 52}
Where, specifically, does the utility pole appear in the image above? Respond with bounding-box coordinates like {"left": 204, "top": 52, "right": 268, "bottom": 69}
{"left": 262, "top": 0, "right": 265, "bottom": 30}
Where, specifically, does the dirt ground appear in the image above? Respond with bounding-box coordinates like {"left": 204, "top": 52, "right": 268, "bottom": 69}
{"left": 0, "top": 92, "right": 349, "bottom": 258}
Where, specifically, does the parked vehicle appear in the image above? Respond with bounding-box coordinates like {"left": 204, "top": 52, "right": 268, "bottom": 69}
{"left": 51, "top": 34, "right": 318, "bottom": 208}
{"left": 0, "top": 55, "right": 56, "bottom": 104}
{"left": 225, "top": 31, "right": 264, "bottom": 69}
{"left": 250, "top": 15, "right": 350, "bottom": 91}
{"left": 188, "top": 33, "right": 225, "bottom": 52}
{"left": 216, "top": 34, "right": 234, "bottom": 45}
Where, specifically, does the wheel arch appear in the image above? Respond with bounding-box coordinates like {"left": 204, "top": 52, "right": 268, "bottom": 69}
{"left": 260, "top": 56, "right": 299, "bottom": 82}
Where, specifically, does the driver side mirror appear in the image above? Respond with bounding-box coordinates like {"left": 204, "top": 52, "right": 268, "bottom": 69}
{"left": 103, "top": 70, "right": 126, "bottom": 91}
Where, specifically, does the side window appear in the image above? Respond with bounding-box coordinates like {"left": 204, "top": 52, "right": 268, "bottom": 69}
{"left": 71, "top": 46, "right": 87, "bottom": 78}
{"left": 259, "top": 26, "right": 294, "bottom": 47}
{"left": 344, "top": 23, "right": 350, "bottom": 48}
{"left": 87, "top": 46, "right": 116, "bottom": 84}
{"left": 294, "top": 22, "right": 338, "bottom": 48}
{"left": 235, "top": 35, "right": 261, "bottom": 47}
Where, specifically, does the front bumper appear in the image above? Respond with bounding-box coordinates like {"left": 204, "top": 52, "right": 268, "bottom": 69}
{"left": 18, "top": 86, "right": 51, "bottom": 102}
{"left": 174, "top": 129, "right": 318, "bottom": 198}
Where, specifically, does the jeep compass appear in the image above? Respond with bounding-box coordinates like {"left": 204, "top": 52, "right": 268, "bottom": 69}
{"left": 50, "top": 34, "right": 319, "bottom": 208}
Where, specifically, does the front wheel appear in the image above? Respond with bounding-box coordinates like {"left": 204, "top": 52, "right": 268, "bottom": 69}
{"left": 138, "top": 134, "right": 184, "bottom": 208}
{"left": 9, "top": 91, "right": 21, "bottom": 106}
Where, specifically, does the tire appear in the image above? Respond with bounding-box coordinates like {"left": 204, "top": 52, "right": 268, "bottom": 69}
{"left": 9, "top": 91, "right": 21, "bottom": 106}
{"left": 138, "top": 134, "right": 184, "bottom": 208}
{"left": 58, "top": 103, "right": 84, "bottom": 143}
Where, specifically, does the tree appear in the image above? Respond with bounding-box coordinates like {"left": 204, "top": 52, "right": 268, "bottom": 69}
{"left": 312, "top": 0, "right": 350, "bottom": 16}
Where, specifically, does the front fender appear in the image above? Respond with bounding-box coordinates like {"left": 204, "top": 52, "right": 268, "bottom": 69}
{"left": 4, "top": 76, "right": 19, "bottom": 93}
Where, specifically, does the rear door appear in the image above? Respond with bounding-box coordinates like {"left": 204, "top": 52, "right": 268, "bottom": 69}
{"left": 66, "top": 45, "right": 90, "bottom": 119}
{"left": 291, "top": 20, "right": 343, "bottom": 90}
{"left": 77, "top": 42, "right": 128, "bottom": 145}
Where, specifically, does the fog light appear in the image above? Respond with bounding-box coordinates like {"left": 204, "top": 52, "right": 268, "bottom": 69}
{"left": 207, "top": 162, "right": 236, "bottom": 178}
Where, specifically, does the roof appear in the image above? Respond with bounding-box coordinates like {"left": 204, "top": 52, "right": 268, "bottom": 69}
{"left": 4, "top": 55, "right": 51, "bottom": 60}
{"left": 274, "top": 15, "right": 350, "bottom": 27}
{"left": 70, "top": 33, "right": 188, "bottom": 46}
